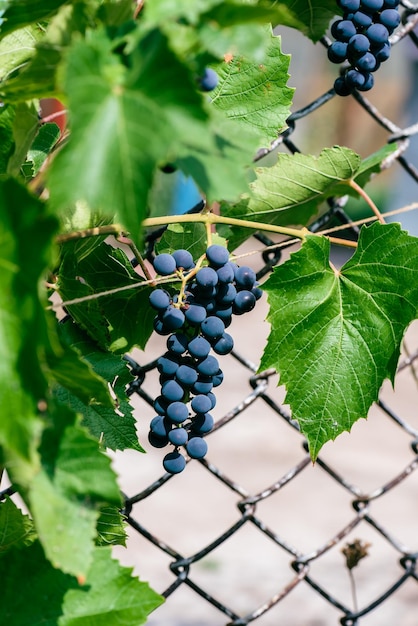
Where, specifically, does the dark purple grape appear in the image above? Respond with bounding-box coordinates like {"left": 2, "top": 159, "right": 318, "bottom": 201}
{"left": 153, "top": 317, "right": 172, "bottom": 336}
{"left": 157, "top": 353, "right": 179, "bottom": 376}
{"left": 186, "top": 437, "right": 208, "bottom": 459}
{"left": 383, "top": 0, "right": 399, "bottom": 7}
{"left": 191, "top": 412, "right": 214, "bottom": 435}
{"left": 356, "top": 71, "right": 374, "bottom": 91}
{"left": 328, "top": 41, "right": 348, "bottom": 63}
{"left": 207, "top": 391, "right": 216, "bottom": 409}
{"left": 150, "top": 415, "right": 171, "bottom": 438}
{"left": 161, "top": 380, "right": 184, "bottom": 402}
{"left": 199, "top": 67, "right": 218, "bottom": 92}
{"left": 361, "top": 0, "right": 383, "bottom": 10}
{"left": 337, "top": 0, "right": 360, "bottom": 9}
{"left": 191, "top": 394, "right": 212, "bottom": 414}
{"left": 345, "top": 68, "right": 367, "bottom": 89}
{"left": 251, "top": 285, "right": 263, "bottom": 300}
{"left": 168, "top": 427, "right": 188, "bottom": 446}
{"left": 197, "top": 355, "right": 219, "bottom": 376}
{"left": 201, "top": 316, "right": 225, "bottom": 339}
{"left": 217, "top": 283, "right": 237, "bottom": 304}
{"left": 167, "top": 333, "right": 188, "bottom": 355}
{"left": 166, "top": 401, "right": 189, "bottom": 423}
{"left": 188, "top": 336, "right": 211, "bottom": 359}
{"left": 378, "top": 9, "right": 400, "bottom": 32}
{"left": 215, "top": 306, "right": 233, "bottom": 322}
{"left": 149, "top": 289, "right": 171, "bottom": 311}
{"left": 212, "top": 370, "right": 224, "bottom": 387}
{"left": 234, "top": 266, "right": 257, "bottom": 289}
{"left": 352, "top": 10, "right": 373, "bottom": 28}
{"left": 334, "top": 76, "right": 353, "bottom": 96}
{"left": 148, "top": 431, "right": 169, "bottom": 448}
{"left": 331, "top": 19, "right": 357, "bottom": 42}
{"left": 216, "top": 263, "right": 235, "bottom": 284}
{"left": 374, "top": 42, "right": 391, "bottom": 62}
{"left": 192, "top": 378, "right": 213, "bottom": 394}
{"left": 196, "top": 266, "right": 218, "bottom": 289}
{"left": 184, "top": 304, "right": 207, "bottom": 325}
{"left": 162, "top": 306, "right": 185, "bottom": 330}
{"left": 153, "top": 253, "right": 176, "bottom": 276}
{"left": 366, "top": 23, "right": 389, "bottom": 46}
{"left": 206, "top": 244, "right": 229, "bottom": 268}
{"left": 348, "top": 34, "right": 370, "bottom": 57}
{"left": 212, "top": 332, "right": 234, "bottom": 355}
{"left": 154, "top": 395, "right": 169, "bottom": 415}
{"left": 234, "top": 290, "right": 256, "bottom": 314}
{"left": 176, "top": 364, "right": 198, "bottom": 387}
{"left": 172, "top": 249, "right": 194, "bottom": 270}
{"left": 356, "top": 52, "right": 378, "bottom": 72}
{"left": 163, "top": 451, "right": 186, "bottom": 473}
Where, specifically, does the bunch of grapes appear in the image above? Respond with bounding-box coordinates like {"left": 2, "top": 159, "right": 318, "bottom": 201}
{"left": 328, "top": 0, "right": 401, "bottom": 95}
{"left": 148, "top": 244, "right": 261, "bottom": 474}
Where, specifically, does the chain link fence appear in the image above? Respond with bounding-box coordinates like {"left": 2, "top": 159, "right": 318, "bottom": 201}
{"left": 112, "top": 6, "right": 418, "bottom": 625}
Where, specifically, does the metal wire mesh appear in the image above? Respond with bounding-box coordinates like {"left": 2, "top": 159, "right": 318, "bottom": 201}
{"left": 119, "top": 6, "right": 418, "bottom": 625}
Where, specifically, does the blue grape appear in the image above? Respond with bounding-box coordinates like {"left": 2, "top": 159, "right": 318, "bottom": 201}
{"left": 215, "top": 306, "right": 233, "bottom": 322}
{"left": 216, "top": 263, "right": 235, "bottom": 284}
{"left": 234, "top": 290, "right": 256, "bottom": 314}
{"left": 348, "top": 34, "right": 370, "bottom": 57}
{"left": 157, "top": 354, "right": 179, "bottom": 376}
{"left": 328, "top": 41, "right": 348, "bottom": 63}
{"left": 234, "top": 266, "right": 257, "bottom": 289}
{"left": 154, "top": 395, "right": 169, "bottom": 415}
{"left": 161, "top": 380, "right": 184, "bottom": 402}
{"left": 185, "top": 304, "right": 207, "bottom": 325}
{"left": 345, "top": 68, "right": 367, "bottom": 89}
{"left": 196, "top": 266, "right": 219, "bottom": 289}
{"left": 188, "top": 336, "right": 211, "bottom": 359}
{"left": 374, "top": 42, "right": 391, "bottom": 62}
{"left": 212, "top": 370, "right": 224, "bottom": 387}
{"left": 356, "top": 52, "right": 378, "bottom": 72}
{"left": 331, "top": 19, "right": 357, "bottom": 42}
{"left": 163, "top": 451, "right": 186, "bottom": 473}
{"left": 383, "top": 0, "right": 399, "bottom": 6}
{"left": 379, "top": 9, "right": 400, "bottom": 31}
{"left": 217, "top": 283, "right": 237, "bottom": 304}
{"left": 153, "top": 317, "right": 172, "bottom": 335}
{"left": 172, "top": 249, "right": 194, "bottom": 270}
{"left": 366, "top": 23, "right": 389, "bottom": 46}
{"left": 207, "top": 391, "right": 216, "bottom": 409}
{"left": 192, "top": 378, "right": 213, "bottom": 394}
{"left": 148, "top": 431, "right": 169, "bottom": 448}
{"left": 153, "top": 253, "right": 177, "bottom": 275}
{"left": 162, "top": 306, "right": 185, "bottom": 330}
{"left": 356, "top": 71, "right": 374, "bottom": 91}
{"left": 176, "top": 364, "right": 198, "bottom": 387}
{"left": 191, "top": 394, "right": 212, "bottom": 414}
{"left": 206, "top": 244, "right": 230, "bottom": 268}
{"left": 186, "top": 437, "right": 208, "bottom": 459}
{"left": 168, "top": 427, "right": 189, "bottom": 446}
{"left": 212, "top": 332, "right": 234, "bottom": 355}
{"left": 167, "top": 333, "right": 188, "bottom": 355}
{"left": 166, "top": 401, "right": 189, "bottom": 423}
{"left": 149, "top": 289, "right": 171, "bottom": 311}
{"left": 197, "top": 355, "right": 220, "bottom": 376}
{"left": 361, "top": 0, "right": 383, "bottom": 9}
{"left": 352, "top": 11, "right": 373, "bottom": 28}
{"left": 150, "top": 415, "right": 171, "bottom": 438}
{"left": 191, "top": 412, "right": 214, "bottom": 435}
{"left": 201, "top": 316, "right": 225, "bottom": 339}
{"left": 337, "top": 0, "right": 360, "bottom": 9}
{"left": 334, "top": 76, "right": 353, "bottom": 96}
{"left": 199, "top": 67, "right": 218, "bottom": 92}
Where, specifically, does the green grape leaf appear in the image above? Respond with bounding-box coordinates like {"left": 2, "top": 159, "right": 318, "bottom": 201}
{"left": 219, "top": 146, "right": 361, "bottom": 250}
{"left": 56, "top": 321, "right": 142, "bottom": 452}
{"left": 24, "top": 122, "right": 61, "bottom": 178}
{"left": 96, "top": 506, "right": 127, "bottom": 547}
{"left": 59, "top": 546, "right": 164, "bottom": 625}
{"left": 210, "top": 31, "right": 294, "bottom": 145}
{"left": 259, "top": 222, "right": 418, "bottom": 460}
{"left": 7, "top": 100, "right": 40, "bottom": 175}
{"left": 58, "top": 239, "right": 155, "bottom": 353}
{"left": 0, "top": 25, "right": 40, "bottom": 81}
{"left": 0, "top": 541, "right": 78, "bottom": 625}
{"left": 0, "top": 104, "right": 15, "bottom": 173}
{"left": 352, "top": 143, "right": 399, "bottom": 191}
{"left": 0, "top": 497, "right": 36, "bottom": 554}
{"left": 277, "top": 0, "right": 340, "bottom": 41}
{"left": 0, "top": 0, "right": 68, "bottom": 38}
{"left": 156, "top": 222, "right": 209, "bottom": 260}
{"left": 0, "top": 178, "right": 58, "bottom": 486}
{"left": 30, "top": 408, "right": 122, "bottom": 577}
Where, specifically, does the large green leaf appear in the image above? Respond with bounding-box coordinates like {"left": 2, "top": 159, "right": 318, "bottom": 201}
{"left": 211, "top": 31, "right": 294, "bottom": 145}
{"left": 96, "top": 506, "right": 127, "bottom": 547}
{"left": 7, "top": 100, "right": 40, "bottom": 175}
{"left": 0, "top": 178, "right": 57, "bottom": 485}
{"left": 0, "top": 25, "right": 40, "bottom": 81}
{"left": 60, "top": 547, "right": 164, "bottom": 626}
{"left": 219, "top": 146, "right": 361, "bottom": 250}
{"left": 0, "top": 541, "right": 78, "bottom": 626}
{"left": 58, "top": 239, "right": 155, "bottom": 353}
{"left": 278, "top": 0, "right": 340, "bottom": 41}
{"left": 0, "top": 0, "right": 68, "bottom": 39}
{"left": 0, "top": 497, "right": 36, "bottom": 554}
{"left": 30, "top": 408, "right": 121, "bottom": 577}
{"left": 56, "top": 321, "right": 142, "bottom": 451}
{"left": 260, "top": 223, "right": 418, "bottom": 459}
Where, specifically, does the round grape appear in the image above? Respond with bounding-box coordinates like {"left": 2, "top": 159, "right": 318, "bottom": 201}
{"left": 153, "top": 253, "right": 176, "bottom": 276}
{"left": 167, "top": 333, "right": 188, "bottom": 355}
{"left": 166, "top": 400, "right": 189, "bottom": 423}
{"left": 379, "top": 9, "right": 400, "bottom": 32}
{"left": 201, "top": 316, "right": 225, "bottom": 340}
{"left": 234, "top": 290, "right": 256, "bottom": 314}
{"left": 361, "top": 0, "right": 383, "bottom": 10}
{"left": 148, "top": 431, "right": 169, "bottom": 448}
{"left": 153, "top": 317, "right": 172, "bottom": 336}
{"left": 356, "top": 52, "right": 377, "bottom": 72}
{"left": 337, "top": 0, "right": 360, "bottom": 9}
{"left": 334, "top": 75, "right": 353, "bottom": 96}
{"left": 216, "top": 263, "right": 235, "bottom": 284}
{"left": 161, "top": 380, "right": 184, "bottom": 402}
{"left": 162, "top": 306, "right": 185, "bottom": 330}
{"left": 168, "top": 427, "right": 188, "bottom": 446}
{"left": 188, "top": 336, "right": 211, "bottom": 359}
{"left": 196, "top": 266, "right": 219, "bottom": 289}
{"left": 383, "top": 0, "right": 399, "bottom": 7}
{"left": 331, "top": 19, "right": 357, "bottom": 42}
{"left": 185, "top": 304, "right": 207, "bottom": 325}
{"left": 348, "top": 34, "right": 370, "bottom": 57}
{"left": 234, "top": 266, "right": 257, "bottom": 289}
{"left": 328, "top": 41, "right": 348, "bottom": 63}
{"left": 172, "top": 249, "right": 194, "bottom": 270}
{"left": 345, "top": 68, "right": 366, "bottom": 89}
{"left": 176, "top": 364, "right": 198, "bottom": 387}
{"left": 356, "top": 71, "right": 374, "bottom": 91}
{"left": 375, "top": 42, "right": 391, "bottom": 62}
{"left": 212, "top": 332, "right": 234, "bottom": 355}
{"left": 199, "top": 67, "right": 218, "bottom": 92}
{"left": 352, "top": 10, "right": 373, "bottom": 28}
{"left": 212, "top": 370, "right": 224, "bottom": 387}
{"left": 366, "top": 23, "right": 389, "bottom": 46}
{"left": 206, "top": 244, "right": 230, "bottom": 268}
{"left": 186, "top": 437, "right": 208, "bottom": 459}
{"left": 197, "top": 355, "right": 220, "bottom": 377}
{"left": 217, "top": 283, "right": 237, "bottom": 305}
{"left": 163, "top": 451, "right": 186, "bottom": 474}
{"left": 149, "top": 289, "right": 171, "bottom": 311}
{"left": 154, "top": 395, "right": 169, "bottom": 415}
{"left": 150, "top": 415, "right": 171, "bottom": 438}
{"left": 157, "top": 354, "right": 179, "bottom": 376}
{"left": 191, "top": 412, "right": 214, "bottom": 435}
{"left": 192, "top": 378, "right": 213, "bottom": 394}
{"left": 191, "top": 394, "right": 212, "bottom": 414}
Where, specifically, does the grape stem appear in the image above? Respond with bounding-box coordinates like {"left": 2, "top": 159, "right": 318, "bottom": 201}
{"left": 348, "top": 179, "right": 386, "bottom": 224}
